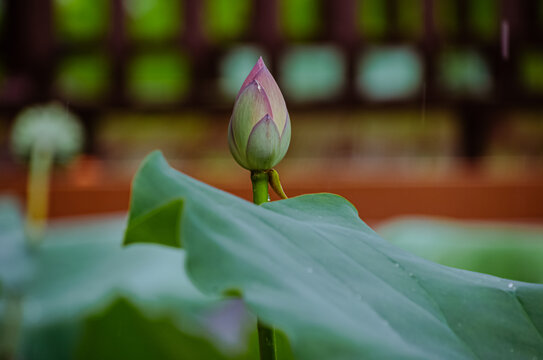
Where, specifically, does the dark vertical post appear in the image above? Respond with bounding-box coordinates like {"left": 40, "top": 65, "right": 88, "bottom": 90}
{"left": 184, "top": 0, "right": 208, "bottom": 106}
{"left": 2, "top": 0, "right": 54, "bottom": 105}
{"left": 524, "top": 0, "right": 540, "bottom": 42}
{"left": 2, "top": 0, "right": 26, "bottom": 72}
{"left": 27, "top": 0, "right": 54, "bottom": 102}
{"left": 254, "top": 0, "right": 280, "bottom": 70}
{"left": 254, "top": 0, "right": 280, "bottom": 46}
{"left": 110, "top": 0, "right": 125, "bottom": 107}
{"left": 457, "top": 0, "right": 469, "bottom": 40}
{"left": 422, "top": 0, "right": 436, "bottom": 103}
{"left": 184, "top": 0, "right": 206, "bottom": 57}
{"left": 329, "top": 0, "right": 357, "bottom": 44}
{"left": 1, "top": 0, "right": 28, "bottom": 107}
{"left": 456, "top": 0, "right": 488, "bottom": 163}
{"left": 459, "top": 103, "right": 491, "bottom": 163}
{"left": 387, "top": 0, "right": 399, "bottom": 39}
{"left": 327, "top": 0, "right": 357, "bottom": 106}
{"left": 497, "top": 0, "right": 519, "bottom": 105}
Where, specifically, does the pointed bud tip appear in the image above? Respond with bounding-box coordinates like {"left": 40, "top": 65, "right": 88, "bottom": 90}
{"left": 238, "top": 56, "right": 268, "bottom": 96}
{"left": 251, "top": 56, "right": 266, "bottom": 73}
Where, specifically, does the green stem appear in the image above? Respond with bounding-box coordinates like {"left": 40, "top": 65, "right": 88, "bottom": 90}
{"left": 250, "top": 170, "right": 277, "bottom": 360}
{"left": 25, "top": 141, "right": 53, "bottom": 247}
{"left": 251, "top": 171, "right": 269, "bottom": 205}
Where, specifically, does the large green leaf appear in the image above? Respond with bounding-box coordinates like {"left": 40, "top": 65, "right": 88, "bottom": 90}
{"left": 125, "top": 151, "right": 543, "bottom": 359}
{"left": 379, "top": 217, "right": 543, "bottom": 284}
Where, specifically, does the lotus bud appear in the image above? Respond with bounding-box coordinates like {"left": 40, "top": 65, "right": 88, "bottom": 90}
{"left": 228, "top": 57, "right": 291, "bottom": 171}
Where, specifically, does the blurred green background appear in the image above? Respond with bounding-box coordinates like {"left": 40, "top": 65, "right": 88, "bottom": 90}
{"left": 0, "top": 0, "right": 541, "bottom": 172}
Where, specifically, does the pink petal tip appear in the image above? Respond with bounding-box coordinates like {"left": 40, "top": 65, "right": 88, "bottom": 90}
{"left": 238, "top": 57, "right": 268, "bottom": 95}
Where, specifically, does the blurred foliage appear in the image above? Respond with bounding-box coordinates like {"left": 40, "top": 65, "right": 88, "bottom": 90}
{"left": 54, "top": 0, "right": 109, "bottom": 41}
{"left": 434, "top": 0, "right": 458, "bottom": 37}
{"left": 75, "top": 299, "right": 255, "bottom": 360}
{"left": 397, "top": 0, "right": 423, "bottom": 38}
{"left": 468, "top": 0, "right": 498, "bottom": 40}
{"left": 357, "top": 0, "right": 386, "bottom": 39}
{"left": 280, "top": 0, "right": 321, "bottom": 40}
{"left": 97, "top": 112, "right": 211, "bottom": 160}
{"left": 0, "top": 197, "right": 258, "bottom": 359}
{"left": 204, "top": 0, "right": 252, "bottom": 42}
{"left": 353, "top": 111, "right": 457, "bottom": 158}
{"left": 94, "top": 110, "right": 460, "bottom": 167}
{"left": 42, "top": 0, "right": 543, "bottom": 108}
{"left": 289, "top": 110, "right": 458, "bottom": 160}
{"left": 488, "top": 111, "right": 543, "bottom": 159}
{"left": 56, "top": 54, "right": 109, "bottom": 103}
{"left": 124, "top": 0, "right": 182, "bottom": 41}
{"left": 379, "top": 218, "right": 543, "bottom": 284}
{"left": 356, "top": 47, "right": 422, "bottom": 101}
{"left": 520, "top": 50, "right": 543, "bottom": 94}
{"left": 127, "top": 51, "right": 190, "bottom": 104}
{"left": 434, "top": 0, "right": 497, "bottom": 40}
{"left": 280, "top": 46, "right": 345, "bottom": 102}
{"left": 438, "top": 49, "right": 492, "bottom": 97}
